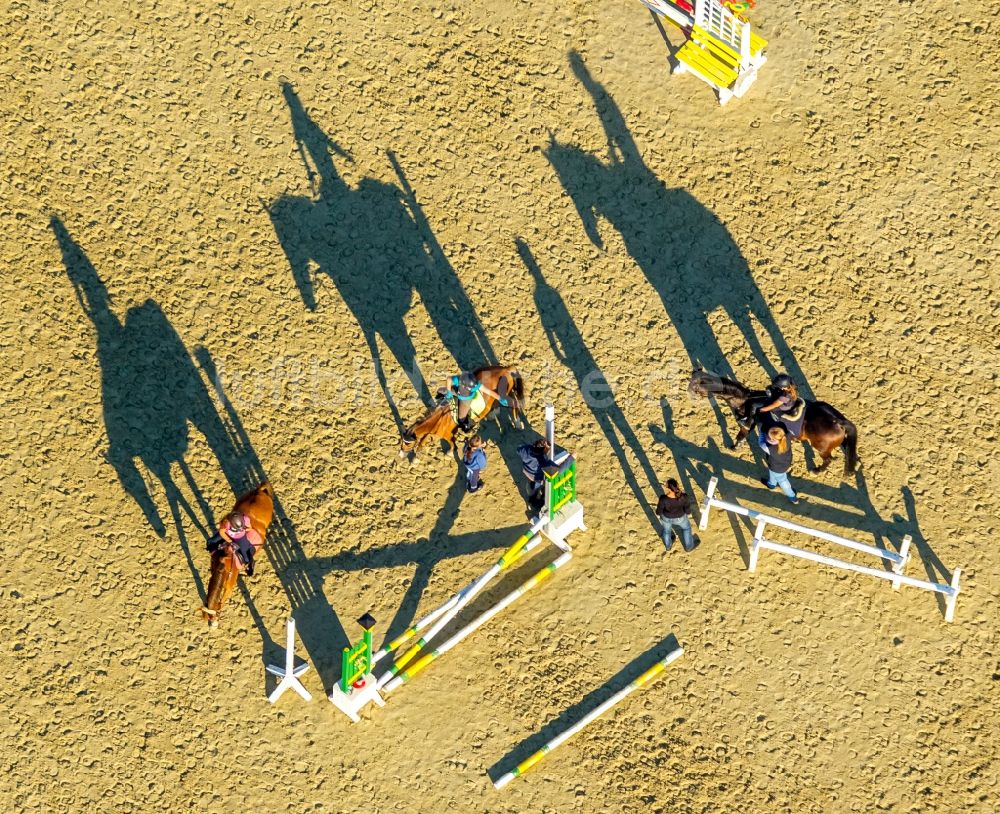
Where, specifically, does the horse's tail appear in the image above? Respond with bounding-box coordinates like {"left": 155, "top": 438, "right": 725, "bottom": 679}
{"left": 510, "top": 371, "right": 525, "bottom": 409}
{"left": 839, "top": 418, "right": 859, "bottom": 476}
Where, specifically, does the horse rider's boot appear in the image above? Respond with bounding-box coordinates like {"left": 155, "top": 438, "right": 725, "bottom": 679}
{"left": 458, "top": 416, "right": 472, "bottom": 432}
{"left": 246, "top": 557, "right": 255, "bottom": 577}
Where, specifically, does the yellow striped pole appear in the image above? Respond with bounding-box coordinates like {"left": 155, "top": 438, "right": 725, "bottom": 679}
{"left": 372, "top": 600, "right": 455, "bottom": 665}
{"left": 493, "top": 647, "right": 684, "bottom": 789}
{"left": 378, "top": 520, "right": 548, "bottom": 690}
{"left": 384, "top": 550, "right": 572, "bottom": 691}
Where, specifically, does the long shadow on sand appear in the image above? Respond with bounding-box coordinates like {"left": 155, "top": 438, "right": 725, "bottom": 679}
{"left": 196, "top": 349, "right": 350, "bottom": 686}
{"left": 53, "top": 215, "right": 348, "bottom": 686}
{"left": 266, "top": 82, "right": 496, "bottom": 431}
{"left": 518, "top": 238, "right": 662, "bottom": 530}
{"left": 55, "top": 215, "right": 227, "bottom": 601}
{"left": 546, "top": 52, "right": 812, "bottom": 400}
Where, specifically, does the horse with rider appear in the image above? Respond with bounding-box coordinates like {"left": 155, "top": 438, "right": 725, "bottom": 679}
{"left": 688, "top": 368, "right": 858, "bottom": 476}
{"left": 399, "top": 365, "right": 524, "bottom": 455}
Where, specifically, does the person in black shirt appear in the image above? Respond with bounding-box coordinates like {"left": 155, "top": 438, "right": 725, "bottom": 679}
{"left": 760, "top": 425, "right": 799, "bottom": 504}
{"left": 655, "top": 478, "right": 696, "bottom": 552}
{"left": 517, "top": 438, "right": 552, "bottom": 511}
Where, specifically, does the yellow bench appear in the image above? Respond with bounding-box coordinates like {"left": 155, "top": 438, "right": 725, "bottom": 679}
{"left": 674, "top": 22, "right": 768, "bottom": 100}
{"left": 676, "top": 39, "right": 738, "bottom": 89}
{"left": 676, "top": 24, "right": 742, "bottom": 88}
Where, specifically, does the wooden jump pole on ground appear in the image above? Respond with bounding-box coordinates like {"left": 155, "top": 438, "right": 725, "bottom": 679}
{"left": 384, "top": 547, "right": 573, "bottom": 691}
{"left": 376, "top": 518, "right": 549, "bottom": 691}
{"left": 493, "top": 647, "right": 684, "bottom": 789}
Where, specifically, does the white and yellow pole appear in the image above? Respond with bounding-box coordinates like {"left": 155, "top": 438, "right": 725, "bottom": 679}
{"left": 493, "top": 647, "right": 684, "bottom": 789}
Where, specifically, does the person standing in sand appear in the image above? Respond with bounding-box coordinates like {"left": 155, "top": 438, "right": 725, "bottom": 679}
{"left": 756, "top": 373, "right": 806, "bottom": 450}
{"left": 655, "top": 479, "right": 696, "bottom": 552}
{"left": 462, "top": 435, "right": 487, "bottom": 494}
{"left": 518, "top": 437, "right": 552, "bottom": 511}
{"left": 761, "top": 425, "right": 799, "bottom": 504}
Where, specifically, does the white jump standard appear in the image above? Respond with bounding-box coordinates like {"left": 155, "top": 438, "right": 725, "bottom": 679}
{"left": 699, "top": 477, "right": 961, "bottom": 621}
{"left": 266, "top": 616, "right": 313, "bottom": 703}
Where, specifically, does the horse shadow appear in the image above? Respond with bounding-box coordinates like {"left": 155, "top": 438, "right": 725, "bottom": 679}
{"left": 53, "top": 215, "right": 347, "bottom": 687}
{"left": 266, "top": 81, "right": 497, "bottom": 431}
{"left": 195, "top": 348, "right": 350, "bottom": 688}
{"left": 517, "top": 237, "right": 661, "bottom": 530}
{"left": 487, "top": 633, "right": 682, "bottom": 784}
{"left": 545, "top": 52, "right": 813, "bottom": 402}
{"left": 54, "top": 215, "right": 229, "bottom": 603}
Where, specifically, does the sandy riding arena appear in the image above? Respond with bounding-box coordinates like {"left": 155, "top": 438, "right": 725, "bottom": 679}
{"left": 2, "top": 1, "right": 997, "bottom": 812}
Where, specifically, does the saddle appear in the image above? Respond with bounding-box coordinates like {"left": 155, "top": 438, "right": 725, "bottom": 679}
{"left": 443, "top": 390, "right": 488, "bottom": 424}
{"left": 206, "top": 533, "right": 253, "bottom": 570}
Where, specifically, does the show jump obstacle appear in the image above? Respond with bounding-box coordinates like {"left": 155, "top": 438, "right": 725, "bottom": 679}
{"left": 639, "top": 0, "right": 768, "bottom": 104}
{"left": 699, "top": 478, "right": 961, "bottom": 621}
{"left": 493, "top": 646, "right": 684, "bottom": 789}
{"left": 329, "top": 405, "right": 586, "bottom": 722}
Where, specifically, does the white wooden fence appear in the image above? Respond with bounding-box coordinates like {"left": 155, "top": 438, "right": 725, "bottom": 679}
{"left": 699, "top": 478, "right": 961, "bottom": 622}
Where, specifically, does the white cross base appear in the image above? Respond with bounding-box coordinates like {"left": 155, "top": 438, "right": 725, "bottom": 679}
{"left": 328, "top": 673, "right": 385, "bottom": 722}
{"left": 266, "top": 617, "right": 312, "bottom": 704}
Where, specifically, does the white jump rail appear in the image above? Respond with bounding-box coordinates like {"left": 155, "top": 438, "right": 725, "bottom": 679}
{"left": 699, "top": 477, "right": 961, "bottom": 622}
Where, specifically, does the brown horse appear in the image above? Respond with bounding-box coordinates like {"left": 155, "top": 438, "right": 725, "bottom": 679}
{"left": 399, "top": 365, "right": 525, "bottom": 455}
{"left": 688, "top": 369, "right": 859, "bottom": 476}
{"left": 201, "top": 482, "right": 274, "bottom": 628}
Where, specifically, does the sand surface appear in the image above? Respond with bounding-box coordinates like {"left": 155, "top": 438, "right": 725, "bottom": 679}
{"left": 2, "top": 1, "right": 997, "bottom": 812}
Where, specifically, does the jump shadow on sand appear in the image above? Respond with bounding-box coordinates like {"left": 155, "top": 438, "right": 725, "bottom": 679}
{"left": 546, "top": 51, "right": 813, "bottom": 405}
{"left": 53, "top": 215, "right": 348, "bottom": 686}
{"left": 266, "top": 81, "right": 496, "bottom": 431}
{"left": 518, "top": 238, "right": 662, "bottom": 530}
{"left": 487, "top": 633, "right": 682, "bottom": 784}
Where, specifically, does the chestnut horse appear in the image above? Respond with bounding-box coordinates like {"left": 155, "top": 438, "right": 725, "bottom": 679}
{"left": 201, "top": 482, "right": 274, "bottom": 628}
{"left": 399, "top": 365, "right": 525, "bottom": 455}
{"left": 688, "top": 369, "right": 859, "bottom": 476}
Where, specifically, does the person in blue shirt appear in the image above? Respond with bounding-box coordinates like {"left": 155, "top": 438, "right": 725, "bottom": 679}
{"left": 446, "top": 371, "right": 506, "bottom": 432}
{"left": 462, "top": 435, "right": 487, "bottom": 493}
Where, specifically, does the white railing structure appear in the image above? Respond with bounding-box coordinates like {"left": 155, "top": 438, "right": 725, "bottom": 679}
{"left": 699, "top": 478, "right": 961, "bottom": 622}
{"left": 696, "top": 0, "right": 746, "bottom": 63}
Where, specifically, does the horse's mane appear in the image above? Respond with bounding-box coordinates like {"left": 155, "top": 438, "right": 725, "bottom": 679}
{"left": 688, "top": 369, "right": 752, "bottom": 400}
{"left": 203, "top": 546, "right": 240, "bottom": 619}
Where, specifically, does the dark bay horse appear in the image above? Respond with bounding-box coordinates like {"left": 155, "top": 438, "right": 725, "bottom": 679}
{"left": 399, "top": 365, "right": 525, "bottom": 455}
{"left": 201, "top": 483, "right": 274, "bottom": 628}
{"left": 688, "top": 369, "right": 859, "bottom": 476}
